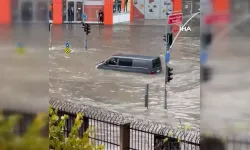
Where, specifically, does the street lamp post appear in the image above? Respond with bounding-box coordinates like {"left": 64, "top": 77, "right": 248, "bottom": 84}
{"left": 164, "top": 10, "right": 200, "bottom": 110}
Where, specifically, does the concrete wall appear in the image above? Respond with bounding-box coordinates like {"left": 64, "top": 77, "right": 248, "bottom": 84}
{"left": 84, "top": 0, "right": 104, "bottom": 23}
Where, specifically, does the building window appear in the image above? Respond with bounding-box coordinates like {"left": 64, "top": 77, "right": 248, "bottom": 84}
{"left": 49, "top": 1, "right": 53, "bottom": 20}
{"left": 63, "top": 0, "right": 67, "bottom": 22}
{"left": 11, "top": 0, "right": 18, "bottom": 22}
{"left": 36, "top": 2, "right": 48, "bottom": 21}
{"left": 21, "top": 1, "right": 33, "bottom": 21}
{"left": 113, "top": 0, "right": 121, "bottom": 14}
{"left": 113, "top": 0, "right": 131, "bottom": 14}
{"left": 124, "top": 0, "right": 131, "bottom": 13}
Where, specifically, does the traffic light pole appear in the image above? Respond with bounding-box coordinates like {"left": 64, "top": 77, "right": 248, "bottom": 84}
{"left": 85, "top": 31, "right": 88, "bottom": 50}
{"left": 82, "top": 19, "right": 88, "bottom": 50}
{"left": 84, "top": 24, "right": 90, "bottom": 50}
{"left": 164, "top": 14, "right": 172, "bottom": 110}
{"left": 49, "top": 23, "right": 52, "bottom": 48}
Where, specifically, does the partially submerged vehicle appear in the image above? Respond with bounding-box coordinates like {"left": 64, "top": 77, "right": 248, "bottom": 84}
{"left": 96, "top": 54, "right": 162, "bottom": 74}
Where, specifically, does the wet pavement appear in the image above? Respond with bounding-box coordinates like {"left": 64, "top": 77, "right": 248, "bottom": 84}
{"left": 49, "top": 20, "right": 200, "bottom": 129}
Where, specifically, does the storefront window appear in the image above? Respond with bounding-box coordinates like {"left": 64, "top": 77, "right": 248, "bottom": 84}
{"left": 63, "top": 0, "right": 67, "bottom": 22}
{"left": 113, "top": 0, "right": 121, "bottom": 14}
{"left": 113, "top": 0, "right": 131, "bottom": 14}
{"left": 125, "top": 0, "right": 131, "bottom": 13}
{"left": 21, "top": 1, "right": 33, "bottom": 21}
{"left": 36, "top": 2, "right": 48, "bottom": 21}
{"left": 11, "top": 0, "right": 18, "bottom": 21}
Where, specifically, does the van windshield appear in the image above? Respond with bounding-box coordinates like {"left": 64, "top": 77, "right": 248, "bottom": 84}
{"left": 152, "top": 58, "right": 161, "bottom": 68}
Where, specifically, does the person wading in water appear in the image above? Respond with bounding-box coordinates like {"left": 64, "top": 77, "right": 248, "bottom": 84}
{"left": 98, "top": 10, "right": 104, "bottom": 24}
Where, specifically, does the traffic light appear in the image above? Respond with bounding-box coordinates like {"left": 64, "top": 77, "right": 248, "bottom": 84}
{"left": 201, "top": 66, "right": 212, "bottom": 82}
{"left": 166, "top": 66, "right": 173, "bottom": 83}
{"left": 202, "top": 33, "right": 212, "bottom": 49}
{"left": 167, "top": 33, "right": 173, "bottom": 46}
{"left": 84, "top": 23, "right": 87, "bottom": 32}
{"left": 86, "top": 24, "right": 91, "bottom": 35}
{"left": 163, "top": 35, "right": 166, "bottom": 42}
{"left": 81, "top": 22, "right": 85, "bottom": 28}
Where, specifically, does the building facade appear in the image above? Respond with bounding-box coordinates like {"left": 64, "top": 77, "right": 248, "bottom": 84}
{"left": 50, "top": 0, "right": 133, "bottom": 24}
{"left": 0, "top": 0, "right": 189, "bottom": 25}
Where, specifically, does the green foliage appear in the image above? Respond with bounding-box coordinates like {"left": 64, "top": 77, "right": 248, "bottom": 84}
{"left": 0, "top": 111, "right": 49, "bottom": 150}
{"left": 163, "top": 119, "right": 192, "bottom": 144}
{"left": 49, "top": 106, "right": 104, "bottom": 150}
{"left": 0, "top": 107, "right": 104, "bottom": 150}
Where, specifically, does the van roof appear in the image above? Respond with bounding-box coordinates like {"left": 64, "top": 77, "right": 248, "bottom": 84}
{"left": 113, "top": 54, "right": 159, "bottom": 60}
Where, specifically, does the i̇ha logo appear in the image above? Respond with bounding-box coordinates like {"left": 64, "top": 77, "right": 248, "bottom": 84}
{"left": 172, "top": 24, "right": 191, "bottom": 33}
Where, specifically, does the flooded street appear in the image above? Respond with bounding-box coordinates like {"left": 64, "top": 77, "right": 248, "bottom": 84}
{"left": 49, "top": 20, "right": 200, "bottom": 129}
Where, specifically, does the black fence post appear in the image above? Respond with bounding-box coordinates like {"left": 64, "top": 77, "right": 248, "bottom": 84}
{"left": 120, "top": 123, "right": 130, "bottom": 150}
{"left": 200, "top": 136, "right": 225, "bottom": 150}
{"left": 78, "top": 116, "right": 89, "bottom": 138}
{"left": 145, "top": 84, "right": 149, "bottom": 109}
{"left": 83, "top": 116, "right": 89, "bottom": 132}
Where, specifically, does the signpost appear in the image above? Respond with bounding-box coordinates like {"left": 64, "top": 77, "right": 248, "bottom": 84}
{"left": 168, "top": 13, "right": 183, "bottom": 24}
{"left": 170, "top": 11, "right": 200, "bottom": 49}
{"left": 200, "top": 50, "right": 208, "bottom": 65}
{"left": 64, "top": 42, "right": 71, "bottom": 54}
{"left": 82, "top": 13, "right": 87, "bottom": 21}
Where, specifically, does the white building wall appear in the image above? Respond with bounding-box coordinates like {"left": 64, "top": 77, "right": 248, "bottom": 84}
{"left": 133, "top": 0, "right": 173, "bottom": 19}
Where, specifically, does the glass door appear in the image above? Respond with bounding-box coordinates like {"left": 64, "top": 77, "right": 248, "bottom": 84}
{"left": 21, "top": 1, "right": 33, "bottom": 22}
{"left": 67, "top": 1, "right": 75, "bottom": 22}
{"left": 76, "top": 2, "right": 83, "bottom": 22}
{"left": 64, "top": 0, "right": 83, "bottom": 23}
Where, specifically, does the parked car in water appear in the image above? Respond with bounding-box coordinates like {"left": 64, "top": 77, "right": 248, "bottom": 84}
{"left": 96, "top": 54, "right": 162, "bottom": 74}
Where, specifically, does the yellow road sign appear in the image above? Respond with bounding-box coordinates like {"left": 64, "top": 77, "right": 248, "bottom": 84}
{"left": 64, "top": 47, "right": 71, "bottom": 54}
{"left": 16, "top": 47, "right": 24, "bottom": 55}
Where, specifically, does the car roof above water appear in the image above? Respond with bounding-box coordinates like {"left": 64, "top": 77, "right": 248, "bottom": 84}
{"left": 112, "top": 54, "right": 159, "bottom": 61}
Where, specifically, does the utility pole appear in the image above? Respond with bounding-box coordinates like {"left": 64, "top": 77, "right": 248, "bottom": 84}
{"left": 49, "top": 23, "right": 52, "bottom": 48}
{"left": 81, "top": 13, "right": 88, "bottom": 49}
{"left": 164, "top": 11, "right": 173, "bottom": 110}
{"left": 85, "top": 25, "right": 88, "bottom": 50}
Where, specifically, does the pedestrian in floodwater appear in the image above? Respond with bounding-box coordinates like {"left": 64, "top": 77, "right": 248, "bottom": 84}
{"left": 98, "top": 10, "right": 104, "bottom": 24}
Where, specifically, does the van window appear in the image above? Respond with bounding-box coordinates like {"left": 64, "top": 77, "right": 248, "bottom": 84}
{"left": 107, "top": 57, "right": 118, "bottom": 65}
{"left": 132, "top": 59, "right": 148, "bottom": 68}
{"left": 118, "top": 58, "right": 133, "bottom": 67}
{"left": 152, "top": 57, "right": 161, "bottom": 68}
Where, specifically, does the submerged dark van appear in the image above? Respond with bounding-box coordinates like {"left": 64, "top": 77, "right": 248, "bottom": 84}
{"left": 96, "top": 54, "right": 162, "bottom": 74}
